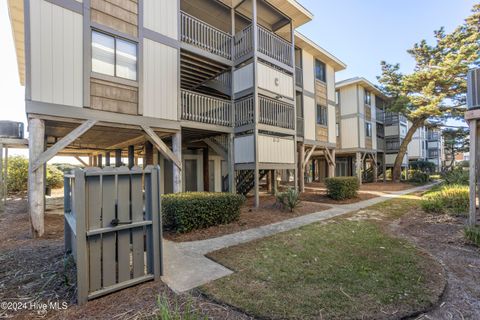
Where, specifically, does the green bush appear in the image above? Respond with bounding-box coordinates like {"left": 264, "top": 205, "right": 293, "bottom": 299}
{"left": 46, "top": 165, "right": 64, "bottom": 189}
{"left": 275, "top": 188, "right": 301, "bottom": 212}
{"left": 409, "top": 160, "right": 436, "bottom": 173}
{"left": 162, "top": 192, "right": 245, "bottom": 233}
{"left": 465, "top": 226, "right": 480, "bottom": 247}
{"left": 421, "top": 184, "right": 469, "bottom": 216}
{"left": 325, "top": 177, "right": 359, "bottom": 200}
{"left": 442, "top": 167, "right": 468, "bottom": 185}
{"left": 6, "top": 156, "right": 29, "bottom": 192}
{"left": 408, "top": 170, "right": 430, "bottom": 184}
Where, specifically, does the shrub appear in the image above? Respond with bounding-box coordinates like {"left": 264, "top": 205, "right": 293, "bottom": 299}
{"left": 421, "top": 184, "right": 469, "bottom": 216}
{"left": 46, "top": 165, "right": 64, "bottom": 189}
{"left": 275, "top": 188, "right": 301, "bottom": 212}
{"left": 410, "top": 160, "right": 436, "bottom": 173}
{"left": 442, "top": 167, "right": 468, "bottom": 185}
{"left": 325, "top": 177, "right": 359, "bottom": 200}
{"left": 408, "top": 170, "right": 430, "bottom": 184}
{"left": 162, "top": 192, "right": 245, "bottom": 233}
{"left": 6, "top": 156, "right": 29, "bottom": 192}
{"left": 465, "top": 226, "right": 480, "bottom": 247}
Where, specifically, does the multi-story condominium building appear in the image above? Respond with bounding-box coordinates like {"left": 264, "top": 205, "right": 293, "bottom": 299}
{"left": 8, "top": 0, "right": 344, "bottom": 223}
{"left": 407, "top": 124, "right": 427, "bottom": 163}
{"left": 294, "top": 33, "right": 346, "bottom": 188}
{"left": 384, "top": 111, "right": 409, "bottom": 172}
{"left": 334, "top": 78, "right": 386, "bottom": 183}
{"left": 426, "top": 128, "right": 444, "bottom": 171}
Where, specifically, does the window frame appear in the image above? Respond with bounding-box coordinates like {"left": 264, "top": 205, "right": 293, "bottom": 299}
{"left": 364, "top": 89, "right": 371, "bottom": 105}
{"left": 316, "top": 104, "right": 328, "bottom": 126}
{"left": 315, "top": 60, "right": 326, "bottom": 82}
{"left": 91, "top": 29, "right": 138, "bottom": 82}
{"left": 365, "top": 122, "right": 372, "bottom": 137}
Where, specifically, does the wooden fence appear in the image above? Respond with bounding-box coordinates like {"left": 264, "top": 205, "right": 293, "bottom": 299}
{"left": 64, "top": 166, "right": 162, "bottom": 304}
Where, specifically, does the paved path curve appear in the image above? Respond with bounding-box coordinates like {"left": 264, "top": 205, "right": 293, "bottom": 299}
{"left": 162, "top": 183, "right": 436, "bottom": 292}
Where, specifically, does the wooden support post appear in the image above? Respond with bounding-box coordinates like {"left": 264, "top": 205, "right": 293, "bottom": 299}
{"left": 469, "top": 119, "right": 477, "bottom": 226}
{"left": 115, "top": 149, "right": 122, "bottom": 167}
{"left": 382, "top": 152, "right": 387, "bottom": 183}
{"left": 373, "top": 153, "right": 378, "bottom": 182}
{"left": 28, "top": 118, "right": 46, "bottom": 237}
{"left": 88, "top": 155, "right": 93, "bottom": 167}
{"left": 298, "top": 143, "right": 305, "bottom": 192}
{"left": 327, "top": 149, "right": 336, "bottom": 178}
{"left": 254, "top": 168, "right": 260, "bottom": 207}
{"left": 227, "top": 133, "right": 235, "bottom": 193}
{"left": 92, "top": 155, "right": 98, "bottom": 167}
{"left": 4, "top": 147, "right": 8, "bottom": 208}
{"left": 203, "top": 147, "right": 209, "bottom": 192}
{"left": 97, "top": 154, "right": 103, "bottom": 168}
{"left": 105, "top": 152, "right": 111, "bottom": 167}
{"left": 356, "top": 152, "right": 362, "bottom": 185}
{"left": 271, "top": 170, "right": 277, "bottom": 195}
{"left": 144, "top": 142, "right": 153, "bottom": 168}
{"left": 172, "top": 132, "right": 182, "bottom": 193}
{"left": 311, "top": 159, "right": 316, "bottom": 182}
{"left": 0, "top": 144, "right": 3, "bottom": 213}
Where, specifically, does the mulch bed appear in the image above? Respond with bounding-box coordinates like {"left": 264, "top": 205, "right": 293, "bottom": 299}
{"left": 301, "top": 190, "right": 379, "bottom": 204}
{"left": 164, "top": 194, "right": 330, "bottom": 242}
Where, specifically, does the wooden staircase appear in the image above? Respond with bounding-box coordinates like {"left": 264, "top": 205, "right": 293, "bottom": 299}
{"left": 235, "top": 170, "right": 268, "bottom": 196}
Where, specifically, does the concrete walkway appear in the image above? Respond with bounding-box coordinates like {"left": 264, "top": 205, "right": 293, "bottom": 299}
{"left": 162, "top": 183, "right": 436, "bottom": 292}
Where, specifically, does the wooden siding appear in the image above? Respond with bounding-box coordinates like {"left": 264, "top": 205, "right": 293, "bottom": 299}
{"left": 258, "top": 135, "right": 295, "bottom": 164}
{"left": 91, "top": 0, "right": 138, "bottom": 37}
{"left": 90, "top": 77, "right": 138, "bottom": 115}
{"left": 365, "top": 106, "right": 371, "bottom": 121}
{"left": 143, "top": 39, "right": 178, "bottom": 120}
{"left": 365, "top": 137, "right": 372, "bottom": 149}
{"left": 30, "top": 0, "right": 83, "bottom": 107}
{"left": 234, "top": 63, "right": 253, "bottom": 94}
{"left": 303, "top": 95, "right": 316, "bottom": 140}
{"left": 315, "top": 80, "right": 327, "bottom": 106}
{"left": 316, "top": 126, "right": 328, "bottom": 142}
{"left": 257, "top": 63, "right": 294, "bottom": 99}
{"left": 234, "top": 135, "right": 254, "bottom": 164}
{"left": 144, "top": 0, "right": 178, "bottom": 39}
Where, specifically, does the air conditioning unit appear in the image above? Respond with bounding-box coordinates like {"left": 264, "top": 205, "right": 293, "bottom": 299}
{"left": 0, "top": 121, "right": 24, "bottom": 139}
{"left": 467, "top": 68, "right": 480, "bottom": 110}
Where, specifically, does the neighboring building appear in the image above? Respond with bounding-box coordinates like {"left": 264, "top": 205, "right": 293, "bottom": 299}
{"left": 408, "top": 124, "right": 427, "bottom": 163}
{"left": 384, "top": 111, "right": 409, "bottom": 172}
{"left": 455, "top": 152, "right": 470, "bottom": 163}
{"left": 7, "top": 0, "right": 321, "bottom": 224}
{"left": 426, "top": 128, "right": 444, "bottom": 172}
{"left": 294, "top": 33, "right": 346, "bottom": 187}
{"left": 334, "top": 78, "right": 386, "bottom": 183}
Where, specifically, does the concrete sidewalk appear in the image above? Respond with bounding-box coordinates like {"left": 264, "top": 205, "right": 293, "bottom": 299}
{"left": 161, "top": 183, "right": 436, "bottom": 292}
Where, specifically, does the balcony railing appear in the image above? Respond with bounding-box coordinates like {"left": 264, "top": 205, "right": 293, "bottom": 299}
{"left": 180, "top": 11, "right": 232, "bottom": 60}
{"left": 258, "top": 25, "right": 293, "bottom": 67}
{"left": 376, "top": 108, "right": 384, "bottom": 122}
{"left": 295, "top": 67, "right": 303, "bottom": 87}
{"left": 234, "top": 96, "right": 254, "bottom": 127}
{"left": 259, "top": 95, "right": 295, "bottom": 130}
{"left": 181, "top": 89, "right": 232, "bottom": 126}
{"left": 233, "top": 25, "right": 253, "bottom": 60}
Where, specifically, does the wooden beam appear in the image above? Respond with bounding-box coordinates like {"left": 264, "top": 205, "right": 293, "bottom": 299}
{"left": 142, "top": 126, "right": 182, "bottom": 169}
{"left": 31, "top": 120, "right": 97, "bottom": 172}
{"left": 28, "top": 118, "right": 45, "bottom": 237}
{"left": 203, "top": 138, "right": 227, "bottom": 159}
{"left": 74, "top": 156, "right": 88, "bottom": 167}
{"left": 107, "top": 135, "right": 145, "bottom": 150}
{"left": 303, "top": 146, "right": 316, "bottom": 168}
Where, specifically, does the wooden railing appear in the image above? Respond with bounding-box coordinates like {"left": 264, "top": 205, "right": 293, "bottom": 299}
{"left": 257, "top": 25, "right": 293, "bottom": 67}
{"left": 295, "top": 67, "right": 303, "bottom": 87}
{"left": 180, "top": 11, "right": 232, "bottom": 60}
{"left": 181, "top": 89, "right": 232, "bottom": 126}
{"left": 234, "top": 96, "right": 254, "bottom": 127}
{"left": 233, "top": 25, "right": 253, "bottom": 60}
{"left": 259, "top": 95, "right": 295, "bottom": 130}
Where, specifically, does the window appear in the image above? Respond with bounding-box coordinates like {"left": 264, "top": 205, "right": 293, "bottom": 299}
{"left": 336, "top": 123, "right": 340, "bottom": 137}
{"left": 315, "top": 60, "right": 326, "bottom": 82}
{"left": 92, "top": 30, "right": 137, "bottom": 81}
{"left": 365, "top": 122, "right": 372, "bottom": 137}
{"left": 335, "top": 91, "right": 340, "bottom": 105}
{"left": 364, "top": 89, "right": 371, "bottom": 105}
{"left": 316, "top": 105, "right": 328, "bottom": 126}
{"left": 428, "top": 149, "right": 439, "bottom": 158}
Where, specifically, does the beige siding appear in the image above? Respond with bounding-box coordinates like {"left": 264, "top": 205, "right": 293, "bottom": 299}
{"left": 326, "top": 64, "right": 335, "bottom": 102}
{"left": 258, "top": 135, "right": 295, "bottom": 164}
{"left": 339, "top": 85, "right": 357, "bottom": 115}
{"left": 234, "top": 135, "right": 254, "bottom": 164}
{"left": 303, "top": 95, "right": 316, "bottom": 140}
{"left": 234, "top": 63, "right": 253, "bottom": 94}
{"left": 341, "top": 117, "right": 358, "bottom": 149}
{"left": 91, "top": 0, "right": 138, "bottom": 37}
{"left": 328, "top": 105, "right": 336, "bottom": 144}
{"left": 257, "top": 63, "right": 294, "bottom": 99}
{"left": 144, "top": 0, "right": 178, "bottom": 39}
{"left": 143, "top": 39, "right": 178, "bottom": 120}
{"left": 302, "top": 50, "right": 314, "bottom": 93}
{"left": 30, "top": 0, "right": 83, "bottom": 107}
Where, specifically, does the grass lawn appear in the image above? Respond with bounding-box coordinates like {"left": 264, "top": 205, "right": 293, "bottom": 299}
{"left": 201, "top": 195, "right": 443, "bottom": 319}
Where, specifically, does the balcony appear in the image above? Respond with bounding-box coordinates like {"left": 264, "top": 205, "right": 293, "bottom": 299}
{"left": 181, "top": 89, "right": 232, "bottom": 126}
{"left": 376, "top": 108, "right": 384, "bottom": 122}
{"left": 234, "top": 95, "right": 295, "bottom": 130}
{"left": 427, "top": 133, "right": 440, "bottom": 141}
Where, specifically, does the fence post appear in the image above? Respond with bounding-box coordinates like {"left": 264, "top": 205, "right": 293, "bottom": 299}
{"left": 74, "top": 169, "right": 88, "bottom": 305}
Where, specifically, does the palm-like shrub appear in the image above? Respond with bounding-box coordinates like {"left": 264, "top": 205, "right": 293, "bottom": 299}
{"left": 276, "top": 188, "right": 301, "bottom": 212}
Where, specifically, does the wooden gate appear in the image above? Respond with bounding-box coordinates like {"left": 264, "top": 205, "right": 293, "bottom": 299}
{"left": 64, "top": 166, "right": 163, "bottom": 304}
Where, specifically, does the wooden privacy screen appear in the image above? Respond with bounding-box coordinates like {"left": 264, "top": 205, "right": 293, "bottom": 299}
{"left": 64, "top": 165, "right": 162, "bottom": 305}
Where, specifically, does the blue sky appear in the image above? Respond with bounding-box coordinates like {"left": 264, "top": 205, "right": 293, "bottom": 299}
{"left": 0, "top": 0, "right": 475, "bottom": 155}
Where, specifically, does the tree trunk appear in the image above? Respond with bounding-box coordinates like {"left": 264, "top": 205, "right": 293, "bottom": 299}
{"left": 392, "top": 118, "right": 426, "bottom": 182}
